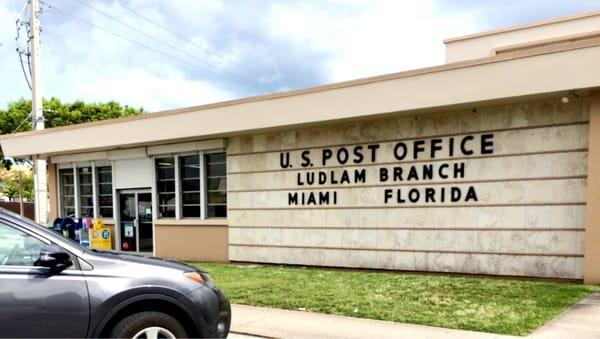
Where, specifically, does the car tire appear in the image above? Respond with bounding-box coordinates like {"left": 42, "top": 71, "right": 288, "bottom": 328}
{"left": 109, "top": 311, "right": 188, "bottom": 339}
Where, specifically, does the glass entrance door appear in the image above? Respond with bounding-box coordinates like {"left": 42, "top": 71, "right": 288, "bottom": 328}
{"left": 137, "top": 193, "right": 153, "bottom": 252}
{"left": 119, "top": 190, "right": 153, "bottom": 253}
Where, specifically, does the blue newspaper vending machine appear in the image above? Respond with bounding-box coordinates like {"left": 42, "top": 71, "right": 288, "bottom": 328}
{"left": 52, "top": 217, "right": 90, "bottom": 247}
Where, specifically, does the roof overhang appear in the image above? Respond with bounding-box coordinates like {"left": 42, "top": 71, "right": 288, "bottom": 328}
{"left": 3, "top": 38, "right": 600, "bottom": 158}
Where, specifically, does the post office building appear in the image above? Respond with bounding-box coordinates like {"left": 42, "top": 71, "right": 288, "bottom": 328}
{"left": 3, "top": 11, "right": 600, "bottom": 283}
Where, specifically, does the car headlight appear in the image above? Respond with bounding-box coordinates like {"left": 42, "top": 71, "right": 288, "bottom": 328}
{"left": 183, "top": 271, "right": 215, "bottom": 288}
{"left": 183, "top": 272, "right": 205, "bottom": 284}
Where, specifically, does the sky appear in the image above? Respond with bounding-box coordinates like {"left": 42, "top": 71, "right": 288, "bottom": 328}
{"left": 0, "top": 0, "right": 599, "bottom": 112}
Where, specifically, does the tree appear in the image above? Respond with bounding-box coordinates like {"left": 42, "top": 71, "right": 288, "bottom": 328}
{"left": 2, "top": 181, "right": 19, "bottom": 201}
{"left": 0, "top": 98, "right": 142, "bottom": 216}
{"left": 0, "top": 97, "right": 144, "bottom": 135}
{"left": 0, "top": 166, "right": 33, "bottom": 202}
{"left": 0, "top": 97, "right": 144, "bottom": 161}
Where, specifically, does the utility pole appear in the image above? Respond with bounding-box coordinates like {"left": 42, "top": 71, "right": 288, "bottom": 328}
{"left": 30, "top": 0, "right": 48, "bottom": 225}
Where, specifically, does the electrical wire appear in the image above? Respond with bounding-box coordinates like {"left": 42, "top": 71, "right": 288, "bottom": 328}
{"left": 25, "top": 23, "right": 33, "bottom": 83}
{"left": 26, "top": 45, "right": 33, "bottom": 81}
{"left": 15, "top": 0, "right": 32, "bottom": 91}
{"left": 11, "top": 114, "right": 32, "bottom": 133}
{"left": 11, "top": 1, "right": 38, "bottom": 133}
{"left": 115, "top": 0, "right": 257, "bottom": 78}
{"left": 18, "top": 50, "right": 32, "bottom": 90}
{"left": 77, "top": 0, "right": 253, "bottom": 81}
{"left": 59, "top": 0, "right": 254, "bottom": 85}
{"left": 40, "top": 1, "right": 233, "bottom": 80}
{"left": 14, "top": 0, "right": 29, "bottom": 23}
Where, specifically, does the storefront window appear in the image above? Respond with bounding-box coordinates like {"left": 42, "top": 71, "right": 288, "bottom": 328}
{"left": 78, "top": 167, "right": 94, "bottom": 217}
{"left": 206, "top": 152, "right": 227, "bottom": 218}
{"left": 180, "top": 155, "right": 201, "bottom": 218}
{"left": 58, "top": 165, "right": 113, "bottom": 219}
{"left": 156, "top": 157, "right": 176, "bottom": 218}
{"left": 154, "top": 151, "right": 227, "bottom": 219}
{"left": 59, "top": 169, "right": 75, "bottom": 217}
{"left": 96, "top": 166, "right": 113, "bottom": 218}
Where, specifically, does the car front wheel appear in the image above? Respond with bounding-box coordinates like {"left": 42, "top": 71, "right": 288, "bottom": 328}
{"left": 109, "top": 311, "right": 188, "bottom": 339}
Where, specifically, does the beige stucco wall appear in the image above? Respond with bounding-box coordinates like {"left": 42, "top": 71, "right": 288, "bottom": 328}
{"left": 3, "top": 42, "right": 600, "bottom": 159}
{"left": 584, "top": 91, "right": 600, "bottom": 284}
{"left": 227, "top": 96, "right": 589, "bottom": 279}
{"left": 154, "top": 223, "right": 229, "bottom": 262}
{"left": 445, "top": 11, "right": 600, "bottom": 62}
{"left": 47, "top": 161, "right": 58, "bottom": 222}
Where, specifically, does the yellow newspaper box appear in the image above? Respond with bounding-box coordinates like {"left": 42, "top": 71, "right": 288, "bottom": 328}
{"left": 90, "top": 218, "right": 112, "bottom": 250}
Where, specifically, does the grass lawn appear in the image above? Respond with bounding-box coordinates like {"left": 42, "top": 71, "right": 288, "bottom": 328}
{"left": 191, "top": 262, "right": 598, "bottom": 336}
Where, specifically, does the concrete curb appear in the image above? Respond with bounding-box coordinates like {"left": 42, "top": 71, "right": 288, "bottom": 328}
{"left": 529, "top": 291, "right": 600, "bottom": 338}
{"left": 230, "top": 304, "right": 518, "bottom": 339}
{"left": 230, "top": 291, "right": 600, "bottom": 339}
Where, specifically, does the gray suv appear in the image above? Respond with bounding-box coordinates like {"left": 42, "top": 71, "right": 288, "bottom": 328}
{"left": 0, "top": 208, "right": 230, "bottom": 338}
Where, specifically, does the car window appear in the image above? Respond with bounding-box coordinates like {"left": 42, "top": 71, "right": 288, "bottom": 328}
{"left": 2, "top": 211, "right": 85, "bottom": 253}
{"left": 0, "top": 222, "right": 46, "bottom": 266}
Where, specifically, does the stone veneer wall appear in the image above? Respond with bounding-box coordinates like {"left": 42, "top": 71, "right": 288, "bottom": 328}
{"left": 227, "top": 96, "right": 589, "bottom": 279}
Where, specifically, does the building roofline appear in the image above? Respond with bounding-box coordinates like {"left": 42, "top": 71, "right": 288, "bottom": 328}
{"left": 0, "top": 55, "right": 507, "bottom": 140}
{"left": 3, "top": 34, "right": 600, "bottom": 143}
{"left": 444, "top": 10, "right": 600, "bottom": 44}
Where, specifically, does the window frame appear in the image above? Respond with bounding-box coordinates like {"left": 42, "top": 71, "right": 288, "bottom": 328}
{"left": 178, "top": 153, "right": 203, "bottom": 219}
{"left": 155, "top": 155, "right": 177, "bottom": 219}
{"left": 58, "top": 167, "right": 76, "bottom": 217}
{"left": 153, "top": 150, "right": 226, "bottom": 220}
{"left": 57, "top": 163, "right": 114, "bottom": 220}
{"left": 96, "top": 165, "right": 114, "bottom": 218}
{"left": 205, "top": 152, "right": 227, "bottom": 218}
{"left": 77, "top": 166, "right": 94, "bottom": 218}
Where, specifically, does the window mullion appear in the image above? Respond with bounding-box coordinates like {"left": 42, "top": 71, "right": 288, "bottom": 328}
{"left": 91, "top": 162, "right": 98, "bottom": 218}
{"left": 73, "top": 165, "right": 80, "bottom": 218}
{"left": 57, "top": 166, "right": 63, "bottom": 217}
{"left": 175, "top": 154, "right": 181, "bottom": 220}
{"left": 200, "top": 151, "right": 206, "bottom": 219}
{"left": 151, "top": 157, "right": 159, "bottom": 221}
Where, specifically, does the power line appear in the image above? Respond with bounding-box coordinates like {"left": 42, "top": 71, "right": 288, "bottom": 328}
{"left": 73, "top": 0, "right": 256, "bottom": 85}
{"left": 40, "top": 0, "right": 252, "bottom": 84}
{"left": 10, "top": 111, "right": 51, "bottom": 134}
{"left": 15, "top": 0, "right": 32, "bottom": 91}
{"left": 14, "top": 0, "right": 29, "bottom": 22}
{"left": 12, "top": 114, "right": 32, "bottom": 133}
{"left": 116, "top": 0, "right": 257, "bottom": 78}
{"left": 18, "top": 50, "right": 32, "bottom": 90}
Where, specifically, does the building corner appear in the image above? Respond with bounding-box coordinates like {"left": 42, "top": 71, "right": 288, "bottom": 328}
{"left": 584, "top": 90, "right": 600, "bottom": 284}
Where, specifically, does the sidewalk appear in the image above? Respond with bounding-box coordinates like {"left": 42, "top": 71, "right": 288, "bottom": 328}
{"left": 530, "top": 290, "right": 600, "bottom": 339}
{"left": 229, "top": 291, "right": 600, "bottom": 339}
{"left": 230, "top": 305, "right": 515, "bottom": 339}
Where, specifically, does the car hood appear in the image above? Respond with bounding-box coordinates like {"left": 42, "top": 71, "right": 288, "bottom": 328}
{"left": 85, "top": 249, "right": 202, "bottom": 273}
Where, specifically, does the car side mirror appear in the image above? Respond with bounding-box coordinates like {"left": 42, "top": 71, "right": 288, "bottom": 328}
{"left": 34, "top": 244, "right": 73, "bottom": 273}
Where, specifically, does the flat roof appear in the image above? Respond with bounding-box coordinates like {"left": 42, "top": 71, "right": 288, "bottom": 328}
{"left": 2, "top": 33, "right": 600, "bottom": 158}
{"left": 444, "top": 10, "right": 600, "bottom": 43}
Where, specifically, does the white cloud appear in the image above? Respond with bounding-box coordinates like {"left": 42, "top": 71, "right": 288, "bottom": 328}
{"left": 77, "top": 68, "right": 233, "bottom": 111}
{"left": 266, "top": 0, "right": 478, "bottom": 82}
{"left": 0, "top": 0, "right": 597, "bottom": 114}
{"left": 0, "top": 0, "right": 235, "bottom": 113}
